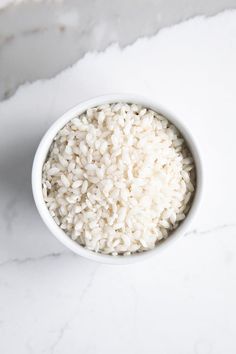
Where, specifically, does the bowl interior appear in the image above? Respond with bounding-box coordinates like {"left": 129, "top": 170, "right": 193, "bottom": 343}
{"left": 32, "top": 94, "right": 202, "bottom": 264}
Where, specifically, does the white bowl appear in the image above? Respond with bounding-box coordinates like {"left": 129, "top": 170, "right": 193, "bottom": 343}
{"left": 32, "top": 94, "right": 203, "bottom": 265}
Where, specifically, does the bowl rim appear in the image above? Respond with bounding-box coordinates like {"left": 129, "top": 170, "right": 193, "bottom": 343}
{"left": 32, "top": 93, "right": 203, "bottom": 265}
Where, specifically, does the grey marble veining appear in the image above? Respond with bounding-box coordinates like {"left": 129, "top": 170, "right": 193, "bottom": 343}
{"left": 0, "top": 223, "right": 235, "bottom": 267}
{"left": 1, "top": 8, "right": 236, "bottom": 354}
{"left": 1, "top": 0, "right": 236, "bottom": 100}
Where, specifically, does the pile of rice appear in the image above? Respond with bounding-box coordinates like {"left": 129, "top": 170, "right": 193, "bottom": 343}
{"left": 42, "top": 103, "right": 195, "bottom": 256}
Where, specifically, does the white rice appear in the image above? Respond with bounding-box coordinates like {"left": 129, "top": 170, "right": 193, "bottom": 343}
{"left": 42, "top": 103, "right": 195, "bottom": 256}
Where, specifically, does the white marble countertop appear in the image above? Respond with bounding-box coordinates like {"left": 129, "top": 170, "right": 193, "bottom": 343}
{"left": 1, "top": 9, "right": 236, "bottom": 354}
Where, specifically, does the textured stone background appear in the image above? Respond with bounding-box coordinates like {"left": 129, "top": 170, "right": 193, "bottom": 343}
{"left": 0, "top": 0, "right": 236, "bottom": 100}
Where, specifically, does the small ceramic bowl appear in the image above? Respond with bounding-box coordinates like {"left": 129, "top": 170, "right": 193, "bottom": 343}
{"left": 32, "top": 94, "right": 203, "bottom": 264}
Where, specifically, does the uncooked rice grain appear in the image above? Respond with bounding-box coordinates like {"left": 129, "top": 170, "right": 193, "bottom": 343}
{"left": 42, "top": 103, "right": 196, "bottom": 255}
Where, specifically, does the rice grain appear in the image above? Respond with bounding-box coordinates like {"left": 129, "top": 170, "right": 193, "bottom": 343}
{"left": 42, "top": 103, "right": 196, "bottom": 256}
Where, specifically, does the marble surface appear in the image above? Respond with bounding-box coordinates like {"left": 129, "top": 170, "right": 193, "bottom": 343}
{"left": 1, "top": 9, "right": 236, "bottom": 354}
{"left": 1, "top": 0, "right": 236, "bottom": 100}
